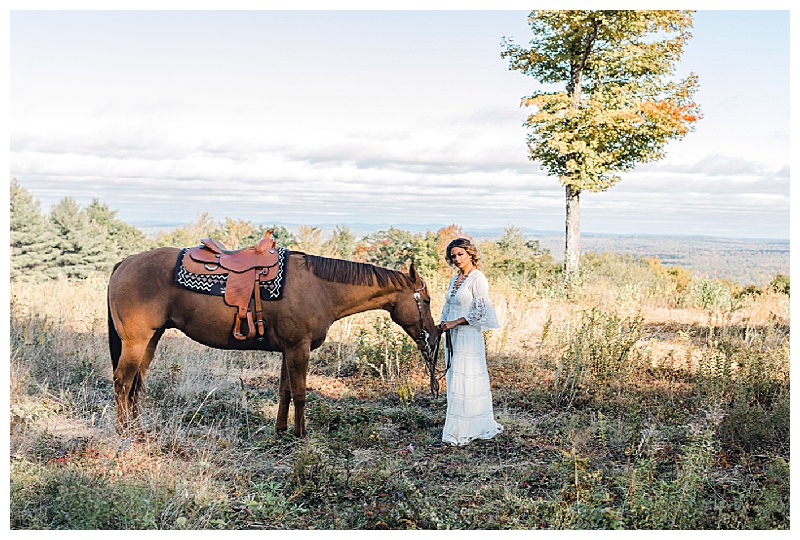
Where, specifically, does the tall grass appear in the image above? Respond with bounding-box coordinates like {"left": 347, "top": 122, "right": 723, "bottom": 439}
{"left": 9, "top": 256, "right": 790, "bottom": 529}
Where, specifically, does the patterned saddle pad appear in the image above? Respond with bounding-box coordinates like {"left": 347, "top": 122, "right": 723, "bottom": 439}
{"left": 173, "top": 246, "right": 289, "bottom": 301}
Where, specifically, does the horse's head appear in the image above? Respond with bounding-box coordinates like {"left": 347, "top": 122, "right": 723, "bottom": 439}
{"left": 390, "top": 262, "right": 440, "bottom": 365}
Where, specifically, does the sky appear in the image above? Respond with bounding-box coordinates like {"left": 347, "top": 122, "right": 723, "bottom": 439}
{"left": 8, "top": 5, "right": 792, "bottom": 239}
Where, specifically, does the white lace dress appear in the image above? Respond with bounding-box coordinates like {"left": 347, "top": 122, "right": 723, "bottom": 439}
{"left": 440, "top": 270, "right": 503, "bottom": 446}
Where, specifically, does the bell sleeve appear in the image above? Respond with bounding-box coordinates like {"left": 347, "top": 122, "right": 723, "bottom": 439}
{"left": 465, "top": 271, "right": 500, "bottom": 331}
{"left": 440, "top": 302, "right": 450, "bottom": 323}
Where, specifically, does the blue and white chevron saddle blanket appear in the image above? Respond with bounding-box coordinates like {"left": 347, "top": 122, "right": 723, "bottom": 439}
{"left": 173, "top": 246, "right": 289, "bottom": 301}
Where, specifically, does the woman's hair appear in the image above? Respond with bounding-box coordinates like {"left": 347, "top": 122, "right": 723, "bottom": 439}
{"left": 445, "top": 237, "right": 481, "bottom": 269}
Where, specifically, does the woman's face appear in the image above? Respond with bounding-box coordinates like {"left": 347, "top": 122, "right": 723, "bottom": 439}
{"left": 450, "top": 247, "right": 473, "bottom": 272}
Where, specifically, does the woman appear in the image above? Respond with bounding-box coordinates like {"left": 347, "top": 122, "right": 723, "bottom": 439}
{"left": 438, "top": 237, "right": 503, "bottom": 446}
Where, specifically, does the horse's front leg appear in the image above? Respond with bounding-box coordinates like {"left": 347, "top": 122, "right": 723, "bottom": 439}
{"left": 280, "top": 341, "right": 310, "bottom": 438}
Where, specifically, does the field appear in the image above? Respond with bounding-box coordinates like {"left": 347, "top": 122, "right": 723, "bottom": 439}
{"left": 9, "top": 258, "right": 790, "bottom": 530}
{"left": 531, "top": 233, "right": 789, "bottom": 287}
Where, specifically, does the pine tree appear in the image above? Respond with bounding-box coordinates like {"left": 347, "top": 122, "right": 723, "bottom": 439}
{"left": 10, "top": 179, "right": 60, "bottom": 280}
{"left": 85, "top": 198, "right": 151, "bottom": 258}
{"left": 49, "top": 197, "right": 116, "bottom": 278}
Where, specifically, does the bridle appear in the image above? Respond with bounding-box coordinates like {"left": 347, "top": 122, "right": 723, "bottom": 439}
{"left": 412, "top": 282, "right": 451, "bottom": 398}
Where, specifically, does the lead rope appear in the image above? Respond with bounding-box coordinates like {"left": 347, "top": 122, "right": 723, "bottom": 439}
{"left": 414, "top": 288, "right": 440, "bottom": 398}
{"left": 426, "top": 331, "right": 452, "bottom": 399}
{"left": 427, "top": 336, "right": 441, "bottom": 398}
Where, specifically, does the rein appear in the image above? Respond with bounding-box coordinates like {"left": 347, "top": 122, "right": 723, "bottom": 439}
{"left": 413, "top": 283, "right": 452, "bottom": 398}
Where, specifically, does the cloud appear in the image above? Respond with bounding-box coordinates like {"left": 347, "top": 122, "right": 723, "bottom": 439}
{"left": 11, "top": 118, "right": 787, "bottom": 234}
{"left": 9, "top": 92, "right": 789, "bottom": 240}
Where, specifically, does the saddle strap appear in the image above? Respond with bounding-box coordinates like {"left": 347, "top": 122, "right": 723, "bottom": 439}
{"left": 231, "top": 273, "right": 269, "bottom": 341}
{"left": 254, "top": 272, "right": 266, "bottom": 339}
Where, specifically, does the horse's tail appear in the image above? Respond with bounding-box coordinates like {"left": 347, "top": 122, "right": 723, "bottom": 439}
{"left": 108, "top": 261, "right": 124, "bottom": 372}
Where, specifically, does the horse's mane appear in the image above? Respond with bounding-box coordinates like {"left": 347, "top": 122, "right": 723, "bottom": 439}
{"left": 302, "top": 253, "right": 413, "bottom": 289}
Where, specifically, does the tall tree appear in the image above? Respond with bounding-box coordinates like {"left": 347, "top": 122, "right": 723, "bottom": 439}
{"left": 49, "top": 197, "right": 116, "bottom": 278}
{"left": 10, "top": 180, "right": 60, "bottom": 279}
{"left": 85, "top": 198, "right": 151, "bottom": 258}
{"left": 502, "top": 10, "right": 701, "bottom": 281}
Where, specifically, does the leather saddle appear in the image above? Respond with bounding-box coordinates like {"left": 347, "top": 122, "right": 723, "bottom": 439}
{"left": 182, "top": 231, "right": 281, "bottom": 341}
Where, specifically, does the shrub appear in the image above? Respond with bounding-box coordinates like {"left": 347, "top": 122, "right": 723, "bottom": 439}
{"left": 575, "top": 252, "right": 681, "bottom": 308}
{"left": 769, "top": 273, "right": 789, "bottom": 295}
{"left": 545, "top": 307, "right": 644, "bottom": 408}
{"left": 686, "top": 278, "right": 735, "bottom": 313}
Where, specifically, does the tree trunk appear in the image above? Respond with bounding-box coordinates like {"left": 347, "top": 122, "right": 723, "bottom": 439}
{"left": 564, "top": 43, "right": 587, "bottom": 285}
{"left": 564, "top": 184, "right": 581, "bottom": 282}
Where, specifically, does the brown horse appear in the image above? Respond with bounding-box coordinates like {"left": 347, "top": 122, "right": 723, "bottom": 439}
{"left": 107, "top": 247, "right": 440, "bottom": 437}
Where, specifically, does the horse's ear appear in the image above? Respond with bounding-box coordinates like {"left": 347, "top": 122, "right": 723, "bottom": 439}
{"left": 409, "top": 261, "right": 419, "bottom": 283}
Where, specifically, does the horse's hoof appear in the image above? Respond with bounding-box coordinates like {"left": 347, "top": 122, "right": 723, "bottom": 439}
{"left": 275, "top": 427, "right": 288, "bottom": 437}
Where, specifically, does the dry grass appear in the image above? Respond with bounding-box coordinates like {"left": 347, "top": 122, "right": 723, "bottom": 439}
{"left": 9, "top": 266, "right": 790, "bottom": 530}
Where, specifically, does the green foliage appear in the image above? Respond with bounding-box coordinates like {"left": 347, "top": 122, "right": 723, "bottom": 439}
{"left": 576, "top": 252, "right": 685, "bottom": 306}
{"left": 85, "top": 199, "right": 152, "bottom": 258}
{"left": 501, "top": 10, "right": 700, "bottom": 192}
{"left": 545, "top": 308, "right": 644, "bottom": 408}
{"left": 49, "top": 197, "right": 117, "bottom": 279}
{"left": 352, "top": 315, "right": 418, "bottom": 387}
{"left": 409, "top": 231, "right": 440, "bottom": 277}
{"left": 323, "top": 225, "right": 356, "bottom": 259}
{"left": 480, "top": 225, "right": 559, "bottom": 284}
{"left": 501, "top": 11, "right": 700, "bottom": 280}
{"left": 10, "top": 460, "right": 172, "bottom": 529}
{"left": 769, "top": 273, "right": 789, "bottom": 295}
{"left": 263, "top": 225, "right": 299, "bottom": 249}
{"left": 10, "top": 183, "right": 154, "bottom": 281}
{"left": 357, "top": 226, "right": 415, "bottom": 269}
{"left": 210, "top": 217, "right": 258, "bottom": 250}
{"left": 356, "top": 227, "right": 439, "bottom": 275}
{"left": 10, "top": 179, "right": 61, "bottom": 280}
{"left": 695, "top": 325, "right": 790, "bottom": 454}
{"left": 686, "top": 278, "right": 735, "bottom": 313}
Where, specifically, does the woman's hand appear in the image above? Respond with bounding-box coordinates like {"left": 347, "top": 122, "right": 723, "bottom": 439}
{"left": 438, "top": 318, "right": 465, "bottom": 333}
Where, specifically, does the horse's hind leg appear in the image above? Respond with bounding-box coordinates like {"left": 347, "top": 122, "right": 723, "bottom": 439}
{"left": 275, "top": 358, "right": 291, "bottom": 435}
{"left": 114, "top": 330, "right": 164, "bottom": 436}
{"left": 275, "top": 343, "right": 310, "bottom": 437}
